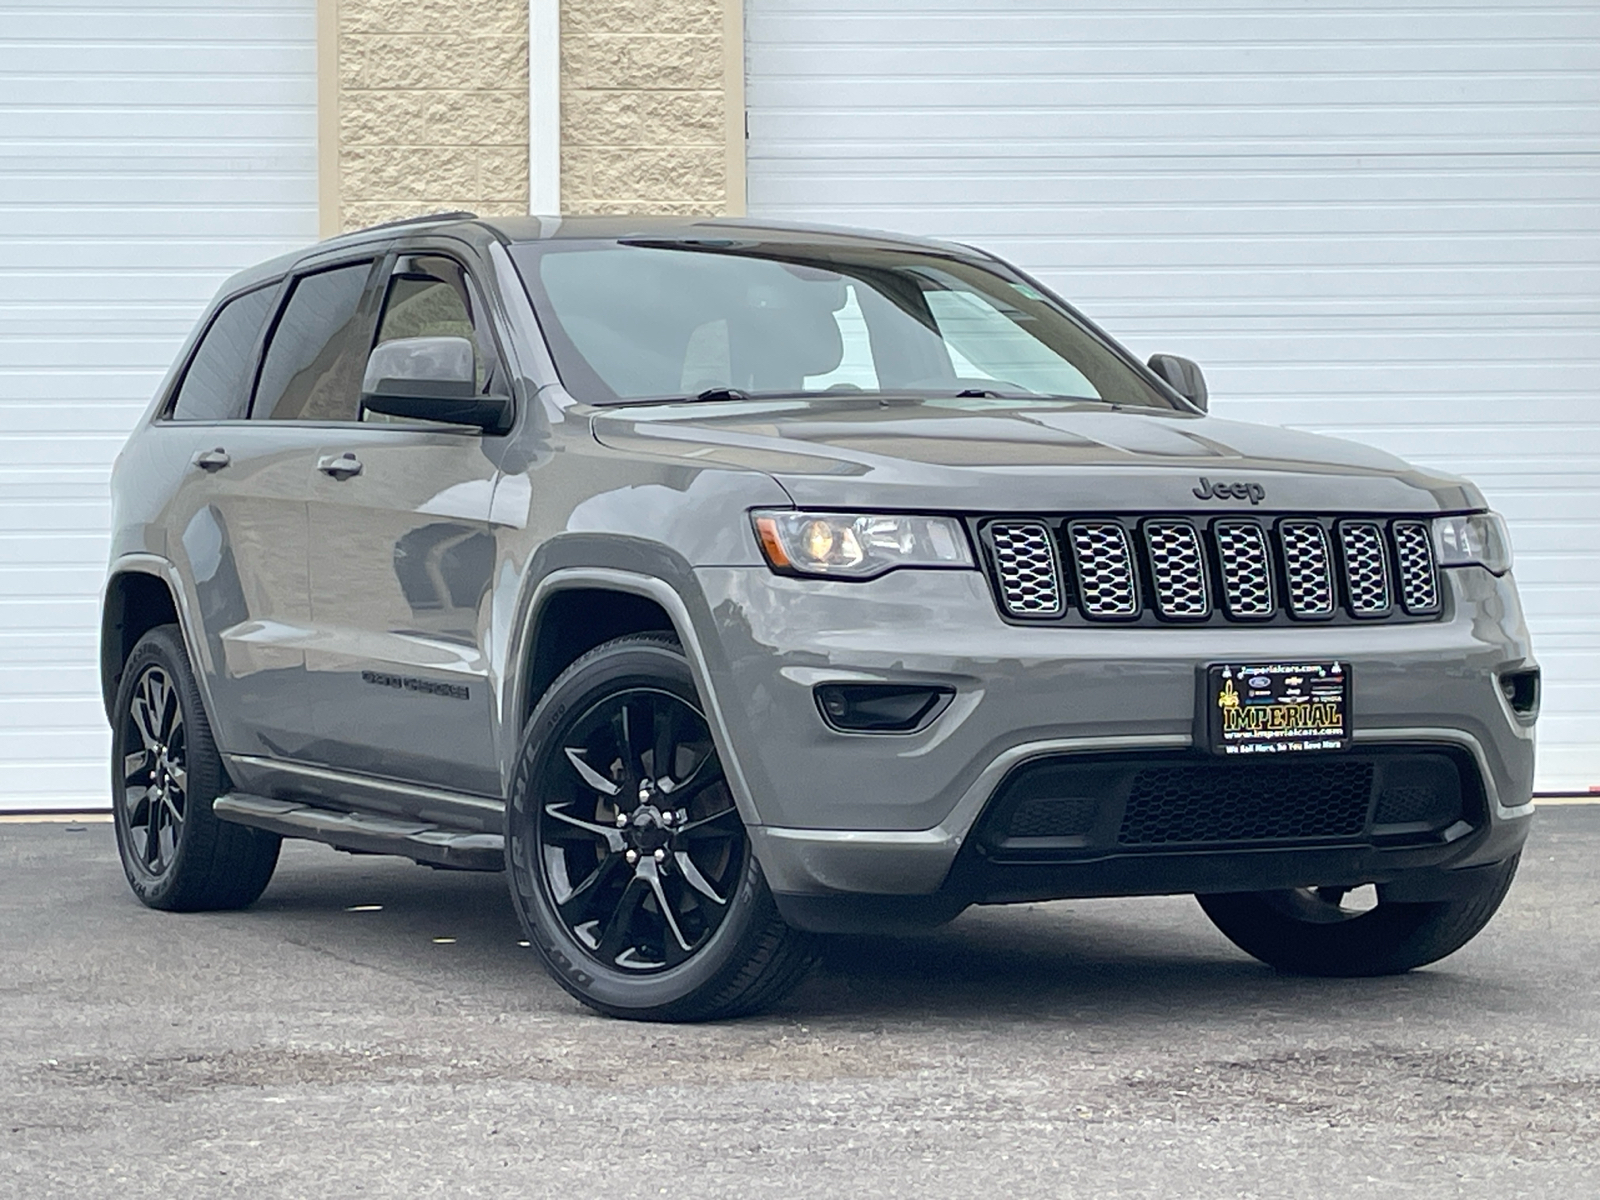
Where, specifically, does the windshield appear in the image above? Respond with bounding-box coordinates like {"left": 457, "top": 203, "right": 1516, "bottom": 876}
{"left": 509, "top": 239, "right": 1175, "bottom": 409}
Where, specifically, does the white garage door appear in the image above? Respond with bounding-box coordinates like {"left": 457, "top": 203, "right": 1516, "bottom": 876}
{"left": 0, "top": 0, "right": 317, "bottom": 811}
{"left": 747, "top": 0, "right": 1600, "bottom": 793}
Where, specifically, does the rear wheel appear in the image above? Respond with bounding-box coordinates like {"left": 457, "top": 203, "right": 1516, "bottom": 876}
{"left": 1197, "top": 856, "right": 1519, "bottom": 976}
{"left": 507, "top": 633, "right": 815, "bottom": 1021}
{"left": 111, "top": 625, "right": 280, "bottom": 911}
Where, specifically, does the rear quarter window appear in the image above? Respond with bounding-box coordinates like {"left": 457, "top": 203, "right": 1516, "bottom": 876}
{"left": 168, "top": 285, "right": 277, "bottom": 422}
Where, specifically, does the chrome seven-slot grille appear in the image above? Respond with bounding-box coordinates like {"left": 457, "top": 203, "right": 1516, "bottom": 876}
{"left": 983, "top": 516, "right": 1441, "bottom": 624}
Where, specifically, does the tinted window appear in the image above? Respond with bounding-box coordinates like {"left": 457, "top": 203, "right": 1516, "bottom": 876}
{"left": 511, "top": 241, "right": 1170, "bottom": 409}
{"left": 169, "top": 285, "right": 276, "bottom": 421}
{"left": 253, "top": 261, "right": 374, "bottom": 421}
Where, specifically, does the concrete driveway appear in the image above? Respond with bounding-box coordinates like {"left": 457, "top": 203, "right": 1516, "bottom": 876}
{"left": 3, "top": 807, "right": 1597, "bottom": 1198}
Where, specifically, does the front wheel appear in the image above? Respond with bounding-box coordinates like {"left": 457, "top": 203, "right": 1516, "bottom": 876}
{"left": 1197, "top": 856, "right": 1519, "bottom": 977}
{"left": 506, "top": 633, "right": 815, "bottom": 1021}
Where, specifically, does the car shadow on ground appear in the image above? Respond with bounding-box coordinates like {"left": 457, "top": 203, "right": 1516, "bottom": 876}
{"left": 793, "top": 906, "right": 1496, "bottom": 1024}
{"left": 235, "top": 841, "right": 1496, "bottom": 1026}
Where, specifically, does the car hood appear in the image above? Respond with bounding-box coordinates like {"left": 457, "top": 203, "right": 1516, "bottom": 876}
{"left": 590, "top": 397, "right": 1483, "bottom": 514}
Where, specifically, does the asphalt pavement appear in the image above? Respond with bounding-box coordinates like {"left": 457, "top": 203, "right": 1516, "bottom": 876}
{"left": 3, "top": 807, "right": 1598, "bottom": 1199}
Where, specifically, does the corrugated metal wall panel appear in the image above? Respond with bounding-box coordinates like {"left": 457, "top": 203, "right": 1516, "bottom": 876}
{"left": 746, "top": 0, "right": 1600, "bottom": 792}
{"left": 0, "top": 0, "right": 317, "bottom": 811}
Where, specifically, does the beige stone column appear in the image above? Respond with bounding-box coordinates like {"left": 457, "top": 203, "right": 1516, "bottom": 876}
{"left": 330, "top": 0, "right": 532, "bottom": 232}
{"left": 560, "top": 0, "right": 745, "bottom": 215}
{"left": 317, "top": 0, "right": 745, "bottom": 233}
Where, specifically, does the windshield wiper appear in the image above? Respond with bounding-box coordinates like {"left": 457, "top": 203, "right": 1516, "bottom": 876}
{"left": 620, "top": 388, "right": 795, "bottom": 405}
{"left": 640, "top": 387, "right": 1097, "bottom": 407}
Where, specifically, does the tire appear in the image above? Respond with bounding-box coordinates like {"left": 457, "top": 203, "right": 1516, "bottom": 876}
{"left": 1197, "top": 856, "right": 1520, "bottom": 977}
{"left": 507, "top": 633, "right": 816, "bottom": 1021}
{"left": 111, "top": 624, "right": 281, "bottom": 911}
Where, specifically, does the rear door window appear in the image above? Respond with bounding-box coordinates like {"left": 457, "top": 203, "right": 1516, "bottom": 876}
{"left": 253, "top": 261, "right": 377, "bottom": 421}
{"left": 168, "top": 285, "right": 277, "bottom": 421}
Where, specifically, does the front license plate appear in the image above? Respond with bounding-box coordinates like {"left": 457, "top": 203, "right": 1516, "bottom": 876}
{"left": 1203, "top": 661, "right": 1350, "bottom": 756}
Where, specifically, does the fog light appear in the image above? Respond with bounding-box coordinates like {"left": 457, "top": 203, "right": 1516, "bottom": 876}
{"left": 814, "top": 683, "right": 954, "bottom": 734}
{"left": 1499, "top": 667, "right": 1540, "bottom": 719}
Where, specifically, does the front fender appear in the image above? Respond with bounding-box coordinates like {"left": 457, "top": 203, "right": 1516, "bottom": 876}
{"left": 497, "top": 556, "right": 767, "bottom": 828}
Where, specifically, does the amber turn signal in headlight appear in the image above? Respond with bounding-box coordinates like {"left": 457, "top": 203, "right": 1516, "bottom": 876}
{"left": 752, "top": 511, "right": 974, "bottom": 579}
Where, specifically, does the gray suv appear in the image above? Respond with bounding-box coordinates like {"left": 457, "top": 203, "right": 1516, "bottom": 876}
{"left": 102, "top": 214, "right": 1539, "bottom": 1020}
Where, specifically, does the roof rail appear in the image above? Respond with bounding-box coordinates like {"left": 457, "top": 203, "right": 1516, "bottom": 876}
{"left": 352, "top": 210, "right": 479, "bottom": 234}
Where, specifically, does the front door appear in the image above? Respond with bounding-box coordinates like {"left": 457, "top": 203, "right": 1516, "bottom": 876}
{"left": 302, "top": 251, "right": 509, "bottom": 797}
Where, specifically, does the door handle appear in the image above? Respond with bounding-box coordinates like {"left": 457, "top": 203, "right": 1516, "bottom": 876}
{"left": 191, "top": 447, "right": 231, "bottom": 472}
{"left": 317, "top": 452, "right": 363, "bottom": 479}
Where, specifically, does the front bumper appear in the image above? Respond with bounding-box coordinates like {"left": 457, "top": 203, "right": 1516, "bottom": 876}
{"left": 690, "top": 564, "right": 1536, "bottom": 919}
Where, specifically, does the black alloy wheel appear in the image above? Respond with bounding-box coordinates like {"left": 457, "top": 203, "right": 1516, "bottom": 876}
{"left": 110, "top": 624, "right": 281, "bottom": 911}
{"left": 509, "top": 634, "right": 815, "bottom": 1021}
{"left": 540, "top": 683, "right": 745, "bottom": 970}
{"left": 120, "top": 663, "right": 188, "bottom": 876}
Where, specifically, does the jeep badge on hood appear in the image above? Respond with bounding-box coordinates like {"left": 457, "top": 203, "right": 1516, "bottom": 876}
{"left": 1194, "top": 477, "right": 1266, "bottom": 505}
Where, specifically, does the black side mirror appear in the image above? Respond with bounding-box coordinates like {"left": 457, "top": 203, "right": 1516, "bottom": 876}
{"left": 1147, "top": 353, "right": 1208, "bottom": 412}
{"left": 361, "top": 336, "right": 512, "bottom": 433}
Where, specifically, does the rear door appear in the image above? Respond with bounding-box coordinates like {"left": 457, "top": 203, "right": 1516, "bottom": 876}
{"left": 301, "top": 245, "right": 511, "bottom": 797}
{"left": 199, "top": 253, "right": 385, "bottom": 760}
{"left": 150, "top": 271, "right": 317, "bottom": 760}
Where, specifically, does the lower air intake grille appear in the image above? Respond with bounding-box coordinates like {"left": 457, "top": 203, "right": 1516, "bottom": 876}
{"left": 1372, "top": 753, "right": 1463, "bottom": 827}
{"left": 989, "top": 521, "right": 1062, "bottom": 617}
{"left": 1118, "top": 759, "right": 1375, "bottom": 845}
{"left": 1008, "top": 796, "right": 1099, "bottom": 838}
{"left": 1373, "top": 784, "right": 1458, "bottom": 826}
{"left": 976, "top": 749, "right": 1476, "bottom": 855}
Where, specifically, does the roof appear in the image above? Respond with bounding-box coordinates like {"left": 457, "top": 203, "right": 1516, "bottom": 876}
{"left": 486, "top": 214, "right": 972, "bottom": 255}
{"left": 211, "top": 213, "right": 982, "bottom": 305}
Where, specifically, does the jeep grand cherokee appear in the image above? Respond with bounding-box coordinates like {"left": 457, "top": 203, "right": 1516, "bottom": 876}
{"left": 101, "top": 214, "right": 1538, "bottom": 1020}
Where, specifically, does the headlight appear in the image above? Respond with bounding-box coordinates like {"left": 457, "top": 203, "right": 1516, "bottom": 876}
{"left": 752, "top": 511, "right": 974, "bottom": 578}
{"left": 1434, "top": 512, "right": 1512, "bottom": 575}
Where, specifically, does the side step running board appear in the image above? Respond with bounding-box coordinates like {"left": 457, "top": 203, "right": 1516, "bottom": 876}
{"left": 213, "top": 793, "right": 504, "bottom": 872}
